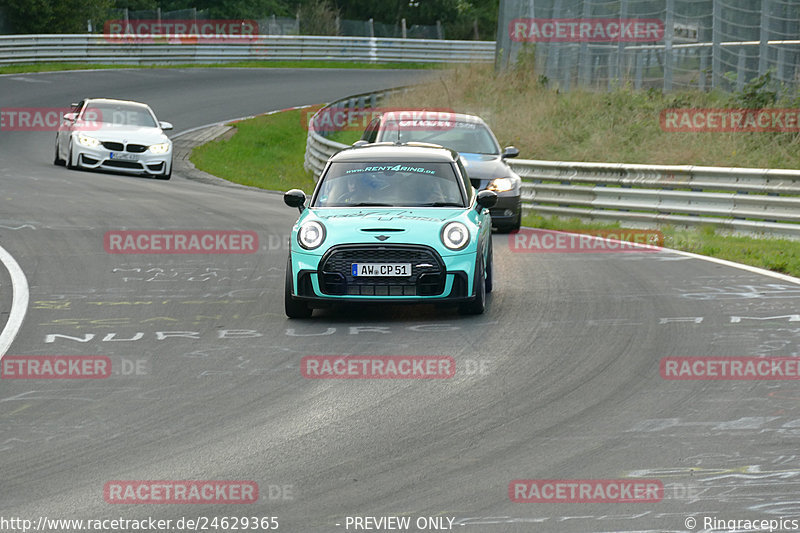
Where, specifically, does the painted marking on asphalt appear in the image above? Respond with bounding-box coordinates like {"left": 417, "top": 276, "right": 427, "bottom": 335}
{"left": 0, "top": 244, "right": 29, "bottom": 358}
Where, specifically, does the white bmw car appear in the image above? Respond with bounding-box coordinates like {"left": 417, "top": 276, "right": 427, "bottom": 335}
{"left": 54, "top": 98, "right": 173, "bottom": 180}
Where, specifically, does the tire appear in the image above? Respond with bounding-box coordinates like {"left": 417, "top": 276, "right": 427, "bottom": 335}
{"left": 285, "top": 257, "right": 312, "bottom": 319}
{"left": 53, "top": 137, "right": 65, "bottom": 166}
{"left": 156, "top": 159, "right": 172, "bottom": 180}
{"left": 66, "top": 140, "right": 77, "bottom": 170}
{"left": 485, "top": 239, "right": 493, "bottom": 294}
{"left": 459, "top": 252, "right": 486, "bottom": 315}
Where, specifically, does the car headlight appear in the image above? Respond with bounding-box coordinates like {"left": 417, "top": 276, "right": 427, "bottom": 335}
{"left": 298, "top": 220, "right": 326, "bottom": 250}
{"left": 487, "top": 177, "right": 514, "bottom": 192}
{"left": 149, "top": 142, "right": 171, "bottom": 154}
{"left": 441, "top": 221, "right": 470, "bottom": 250}
{"left": 77, "top": 134, "right": 101, "bottom": 148}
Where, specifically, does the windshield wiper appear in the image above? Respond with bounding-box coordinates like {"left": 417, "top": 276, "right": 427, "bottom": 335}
{"left": 416, "top": 202, "right": 463, "bottom": 207}
{"left": 349, "top": 202, "right": 395, "bottom": 207}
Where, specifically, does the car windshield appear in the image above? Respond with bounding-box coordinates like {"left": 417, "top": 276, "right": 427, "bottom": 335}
{"left": 313, "top": 162, "right": 465, "bottom": 208}
{"left": 380, "top": 120, "right": 500, "bottom": 155}
{"left": 81, "top": 103, "right": 157, "bottom": 128}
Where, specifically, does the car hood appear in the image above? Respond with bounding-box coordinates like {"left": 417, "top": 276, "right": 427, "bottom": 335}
{"left": 79, "top": 125, "right": 169, "bottom": 144}
{"left": 299, "top": 207, "right": 472, "bottom": 253}
{"left": 459, "top": 152, "right": 513, "bottom": 187}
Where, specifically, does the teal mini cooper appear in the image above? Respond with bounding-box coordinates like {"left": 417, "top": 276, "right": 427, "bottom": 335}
{"left": 283, "top": 142, "right": 498, "bottom": 318}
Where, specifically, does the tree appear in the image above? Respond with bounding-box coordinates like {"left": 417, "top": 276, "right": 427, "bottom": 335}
{"left": 1, "top": 0, "right": 114, "bottom": 33}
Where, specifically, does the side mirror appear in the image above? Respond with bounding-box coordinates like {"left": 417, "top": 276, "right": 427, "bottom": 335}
{"left": 352, "top": 140, "right": 369, "bottom": 147}
{"left": 63, "top": 112, "right": 77, "bottom": 122}
{"left": 476, "top": 190, "right": 497, "bottom": 211}
{"left": 502, "top": 146, "right": 520, "bottom": 159}
{"left": 159, "top": 121, "right": 173, "bottom": 131}
{"left": 284, "top": 189, "right": 307, "bottom": 212}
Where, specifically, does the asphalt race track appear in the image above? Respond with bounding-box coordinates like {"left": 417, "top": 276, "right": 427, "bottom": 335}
{"left": 3, "top": 68, "right": 800, "bottom": 533}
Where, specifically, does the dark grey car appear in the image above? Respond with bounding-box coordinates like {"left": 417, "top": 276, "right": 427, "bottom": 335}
{"left": 361, "top": 111, "right": 522, "bottom": 232}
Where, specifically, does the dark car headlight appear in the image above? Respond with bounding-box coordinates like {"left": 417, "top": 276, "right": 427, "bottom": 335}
{"left": 441, "top": 221, "right": 470, "bottom": 250}
{"left": 298, "top": 220, "right": 326, "bottom": 250}
{"left": 487, "top": 177, "right": 514, "bottom": 193}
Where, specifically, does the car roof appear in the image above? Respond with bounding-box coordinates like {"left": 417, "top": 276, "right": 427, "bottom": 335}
{"left": 379, "top": 110, "right": 488, "bottom": 126}
{"left": 84, "top": 98, "right": 151, "bottom": 109}
{"left": 330, "top": 142, "right": 460, "bottom": 163}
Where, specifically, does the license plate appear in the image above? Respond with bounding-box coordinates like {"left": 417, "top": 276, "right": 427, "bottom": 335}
{"left": 109, "top": 152, "right": 138, "bottom": 161}
{"left": 351, "top": 263, "right": 411, "bottom": 277}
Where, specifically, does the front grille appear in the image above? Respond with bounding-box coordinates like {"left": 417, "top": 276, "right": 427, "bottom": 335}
{"left": 319, "top": 245, "right": 445, "bottom": 297}
{"left": 104, "top": 160, "right": 142, "bottom": 169}
{"left": 102, "top": 141, "right": 124, "bottom": 151}
{"left": 127, "top": 144, "right": 148, "bottom": 153}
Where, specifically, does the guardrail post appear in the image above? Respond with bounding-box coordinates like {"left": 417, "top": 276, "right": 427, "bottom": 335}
{"left": 736, "top": 48, "right": 746, "bottom": 91}
{"left": 712, "top": 0, "right": 721, "bottom": 88}
{"left": 699, "top": 47, "right": 707, "bottom": 90}
{"left": 664, "top": 0, "right": 674, "bottom": 91}
{"left": 401, "top": 18, "right": 407, "bottom": 39}
{"left": 759, "top": 0, "right": 770, "bottom": 76}
{"left": 635, "top": 50, "right": 644, "bottom": 89}
{"left": 578, "top": 0, "right": 592, "bottom": 87}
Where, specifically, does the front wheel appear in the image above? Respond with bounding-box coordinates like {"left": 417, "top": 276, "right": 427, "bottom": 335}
{"left": 156, "top": 158, "right": 172, "bottom": 180}
{"left": 66, "top": 140, "right": 77, "bottom": 170}
{"left": 53, "top": 137, "right": 65, "bottom": 166}
{"left": 485, "top": 239, "right": 493, "bottom": 294}
{"left": 285, "top": 258, "right": 312, "bottom": 319}
{"left": 459, "top": 254, "right": 486, "bottom": 315}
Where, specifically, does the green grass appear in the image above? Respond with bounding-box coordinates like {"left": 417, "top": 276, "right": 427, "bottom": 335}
{"left": 190, "top": 107, "right": 318, "bottom": 192}
{"left": 328, "top": 129, "right": 362, "bottom": 145}
{"left": 191, "top": 68, "right": 800, "bottom": 279}
{"left": 387, "top": 64, "right": 800, "bottom": 169}
{"left": 0, "top": 60, "right": 438, "bottom": 75}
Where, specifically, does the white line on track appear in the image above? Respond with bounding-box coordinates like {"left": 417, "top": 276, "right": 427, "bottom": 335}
{"left": 0, "top": 244, "right": 29, "bottom": 358}
{"left": 535, "top": 226, "right": 800, "bottom": 286}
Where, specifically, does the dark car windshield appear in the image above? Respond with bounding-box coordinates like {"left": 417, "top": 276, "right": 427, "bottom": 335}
{"left": 313, "top": 162, "right": 465, "bottom": 207}
{"left": 379, "top": 120, "right": 500, "bottom": 155}
{"left": 81, "top": 103, "right": 157, "bottom": 128}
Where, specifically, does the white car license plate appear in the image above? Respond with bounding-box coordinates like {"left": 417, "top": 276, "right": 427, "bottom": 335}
{"left": 351, "top": 263, "right": 411, "bottom": 277}
{"left": 109, "top": 152, "right": 138, "bottom": 161}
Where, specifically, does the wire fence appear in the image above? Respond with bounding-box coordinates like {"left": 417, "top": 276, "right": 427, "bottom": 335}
{"left": 86, "top": 8, "right": 444, "bottom": 40}
{"left": 496, "top": 0, "right": 800, "bottom": 92}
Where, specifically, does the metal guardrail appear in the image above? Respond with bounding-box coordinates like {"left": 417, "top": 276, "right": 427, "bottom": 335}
{"left": 511, "top": 160, "right": 800, "bottom": 238}
{"left": 306, "top": 92, "right": 800, "bottom": 239}
{"left": 303, "top": 87, "right": 407, "bottom": 177}
{"left": 0, "top": 34, "right": 495, "bottom": 65}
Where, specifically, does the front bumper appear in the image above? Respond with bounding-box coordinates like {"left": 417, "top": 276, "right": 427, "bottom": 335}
{"left": 290, "top": 244, "right": 478, "bottom": 306}
{"left": 489, "top": 194, "right": 522, "bottom": 226}
{"left": 74, "top": 143, "right": 172, "bottom": 176}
